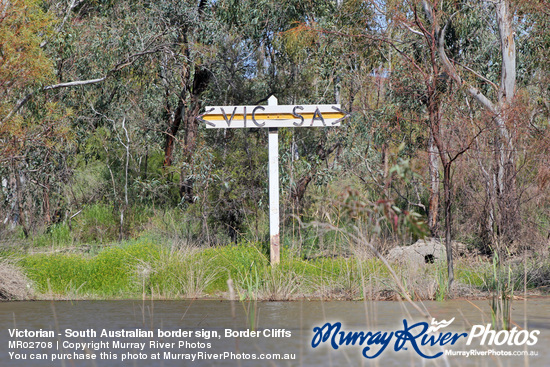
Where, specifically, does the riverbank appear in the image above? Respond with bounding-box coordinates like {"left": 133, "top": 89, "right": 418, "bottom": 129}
{"left": 1, "top": 238, "right": 549, "bottom": 301}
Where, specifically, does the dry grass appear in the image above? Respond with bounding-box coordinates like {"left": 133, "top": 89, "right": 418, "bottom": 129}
{"left": 312, "top": 261, "right": 362, "bottom": 300}
{"left": 256, "top": 267, "right": 303, "bottom": 301}
{"left": 234, "top": 266, "right": 304, "bottom": 301}
{"left": 0, "top": 260, "right": 33, "bottom": 300}
{"left": 135, "top": 242, "right": 220, "bottom": 299}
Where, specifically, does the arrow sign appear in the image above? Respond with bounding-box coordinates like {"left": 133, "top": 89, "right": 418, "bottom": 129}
{"left": 200, "top": 103, "right": 346, "bottom": 128}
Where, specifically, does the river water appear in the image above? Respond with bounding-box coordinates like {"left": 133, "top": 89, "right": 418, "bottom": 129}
{"left": 1, "top": 298, "right": 549, "bottom": 366}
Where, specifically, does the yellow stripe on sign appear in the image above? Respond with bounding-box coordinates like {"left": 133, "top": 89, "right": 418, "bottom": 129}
{"left": 203, "top": 112, "right": 344, "bottom": 121}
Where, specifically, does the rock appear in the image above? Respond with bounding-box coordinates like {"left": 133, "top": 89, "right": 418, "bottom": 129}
{"left": 386, "top": 238, "right": 467, "bottom": 266}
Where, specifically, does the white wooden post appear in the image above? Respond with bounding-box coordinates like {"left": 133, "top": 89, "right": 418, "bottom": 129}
{"left": 267, "top": 96, "right": 280, "bottom": 264}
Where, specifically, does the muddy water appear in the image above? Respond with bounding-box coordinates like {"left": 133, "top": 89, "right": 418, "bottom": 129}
{"left": 1, "top": 298, "right": 549, "bottom": 366}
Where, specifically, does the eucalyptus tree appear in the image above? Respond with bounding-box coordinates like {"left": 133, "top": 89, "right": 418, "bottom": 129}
{"left": 269, "top": 0, "right": 379, "bottom": 209}
{"left": 398, "top": 0, "right": 541, "bottom": 282}
{"left": 317, "top": 0, "right": 545, "bottom": 287}
{"left": 417, "top": 0, "right": 525, "bottom": 250}
{"left": 0, "top": 0, "right": 76, "bottom": 235}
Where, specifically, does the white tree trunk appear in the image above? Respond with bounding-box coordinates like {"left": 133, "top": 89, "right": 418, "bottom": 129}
{"left": 496, "top": 0, "right": 516, "bottom": 105}
{"left": 429, "top": 0, "right": 519, "bottom": 244}
{"left": 428, "top": 131, "right": 440, "bottom": 235}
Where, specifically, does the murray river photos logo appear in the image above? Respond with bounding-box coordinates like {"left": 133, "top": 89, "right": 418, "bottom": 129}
{"left": 311, "top": 318, "right": 540, "bottom": 359}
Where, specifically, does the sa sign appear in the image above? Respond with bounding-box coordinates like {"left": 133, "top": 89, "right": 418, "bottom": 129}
{"left": 200, "top": 103, "right": 346, "bottom": 129}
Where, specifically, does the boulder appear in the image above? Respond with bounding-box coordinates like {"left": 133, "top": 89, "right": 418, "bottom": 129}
{"left": 386, "top": 238, "right": 466, "bottom": 266}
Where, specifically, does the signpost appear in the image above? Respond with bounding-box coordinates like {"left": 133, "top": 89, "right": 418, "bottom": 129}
{"left": 200, "top": 96, "right": 346, "bottom": 264}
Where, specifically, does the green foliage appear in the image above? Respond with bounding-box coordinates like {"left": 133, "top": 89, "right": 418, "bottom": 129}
{"left": 456, "top": 261, "right": 486, "bottom": 289}
{"left": 433, "top": 260, "right": 449, "bottom": 301}
{"left": 484, "top": 255, "right": 514, "bottom": 330}
{"left": 87, "top": 241, "right": 158, "bottom": 293}
{"left": 73, "top": 204, "right": 118, "bottom": 243}
{"left": 199, "top": 242, "right": 269, "bottom": 292}
{"left": 32, "top": 224, "right": 73, "bottom": 248}
{"left": 0, "top": 0, "right": 55, "bottom": 110}
{"left": 23, "top": 254, "right": 88, "bottom": 294}
{"left": 147, "top": 248, "right": 220, "bottom": 298}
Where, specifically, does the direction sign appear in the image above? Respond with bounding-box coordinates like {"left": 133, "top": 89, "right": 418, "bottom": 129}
{"left": 201, "top": 96, "right": 347, "bottom": 265}
{"left": 200, "top": 103, "right": 346, "bottom": 128}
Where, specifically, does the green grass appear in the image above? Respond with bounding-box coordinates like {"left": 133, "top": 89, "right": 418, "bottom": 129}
{"left": 73, "top": 204, "right": 118, "bottom": 243}
{"left": 17, "top": 240, "right": 382, "bottom": 299}
{"left": 456, "top": 260, "right": 487, "bottom": 288}
{"left": 30, "top": 223, "right": 73, "bottom": 248}
{"left": 29, "top": 204, "right": 157, "bottom": 247}
{"left": 21, "top": 240, "right": 160, "bottom": 297}
{"left": 14, "top": 238, "right": 549, "bottom": 301}
{"left": 198, "top": 241, "right": 270, "bottom": 293}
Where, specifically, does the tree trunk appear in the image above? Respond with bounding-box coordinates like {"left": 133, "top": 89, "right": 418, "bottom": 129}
{"left": 432, "top": 0, "right": 519, "bottom": 248}
{"left": 162, "top": 0, "right": 210, "bottom": 178}
{"left": 494, "top": 0, "right": 519, "bottom": 246}
{"left": 179, "top": 67, "right": 211, "bottom": 202}
{"left": 291, "top": 174, "right": 314, "bottom": 205}
{"left": 443, "top": 162, "right": 453, "bottom": 291}
{"left": 11, "top": 161, "right": 28, "bottom": 237}
{"left": 496, "top": 0, "right": 516, "bottom": 104}
{"left": 477, "top": 151, "right": 496, "bottom": 253}
{"left": 495, "top": 133, "right": 520, "bottom": 247}
{"left": 428, "top": 131, "right": 440, "bottom": 236}
{"left": 43, "top": 184, "right": 51, "bottom": 225}
{"left": 289, "top": 142, "right": 339, "bottom": 207}
{"left": 163, "top": 90, "right": 186, "bottom": 168}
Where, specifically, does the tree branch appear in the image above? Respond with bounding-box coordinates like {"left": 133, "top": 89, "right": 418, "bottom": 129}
{"left": 449, "top": 125, "right": 486, "bottom": 164}
{"left": 450, "top": 58, "right": 499, "bottom": 91}
{"left": 421, "top": 0, "right": 498, "bottom": 114}
{"left": 1, "top": 77, "right": 107, "bottom": 125}
{"left": 1, "top": 46, "right": 166, "bottom": 126}
{"left": 43, "top": 77, "right": 107, "bottom": 91}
